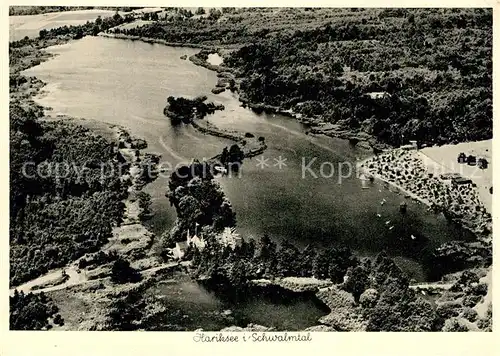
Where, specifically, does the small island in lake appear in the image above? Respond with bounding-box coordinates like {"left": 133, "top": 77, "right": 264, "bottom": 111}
{"left": 163, "top": 95, "right": 224, "bottom": 125}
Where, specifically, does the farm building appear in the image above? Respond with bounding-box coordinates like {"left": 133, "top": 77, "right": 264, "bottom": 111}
{"left": 467, "top": 155, "right": 477, "bottom": 166}
{"left": 457, "top": 152, "right": 467, "bottom": 163}
{"left": 451, "top": 176, "right": 473, "bottom": 187}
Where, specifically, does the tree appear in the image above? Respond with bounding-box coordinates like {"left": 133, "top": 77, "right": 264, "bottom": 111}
{"left": 111, "top": 257, "right": 141, "bottom": 284}
{"left": 312, "top": 250, "right": 330, "bottom": 279}
{"left": 10, "top": 291, "right": 58, "bottom": 330}
{"left": 343, "top": 265, "right": 369, "bottom": 301}
{"left": 208, "top": 8, "right": 222, "bottom": 21}
{"left": 276, "top": 240, "right": 301, "bottom": 276}
{"left": 195, "top": 7, "right": 206, "bottom": 15}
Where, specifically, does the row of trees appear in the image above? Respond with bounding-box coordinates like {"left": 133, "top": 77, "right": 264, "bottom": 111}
{"left": 189, "top": 231, "right": 447, "bottom": 331}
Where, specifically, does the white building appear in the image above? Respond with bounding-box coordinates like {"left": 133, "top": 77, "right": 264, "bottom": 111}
{"left": 174, "top": 226, "right": 205, "bottom": 259}
{"left": 219, "top": 227, "right": 243, "bottom": 249}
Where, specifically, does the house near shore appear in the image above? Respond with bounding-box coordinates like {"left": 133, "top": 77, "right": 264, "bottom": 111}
{"left": 400, "top": 144, "right": 416, "bottom": 151}
{"left": 175, "top": 228, "right": 206, "bottom": 259}
{"left": 451, "top": 176, "right": 473, "bottom": 187}
{"left": 440, "top": 172, "right": 462, "bottom": 180}
{"left": 174, "top": 241, "right": 189, "bottom": 260}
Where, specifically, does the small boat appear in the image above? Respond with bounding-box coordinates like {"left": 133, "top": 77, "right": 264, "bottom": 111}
{"left": 376, "top": 213, "right": 381, "bottom": 218}
{"left": 411, "top": 234, "right": 417, "bottom": 240}
{"left": 385, "top": 220, "right": 391, "bottom": 225}
{"left": 389, "top": 226, "right": 394, "bottom": 230}
{"left": 214, "top": 166, "right": 228, "bottom": 174}
{"left": 380, "top": 200, "right": 385, "bottom": 206}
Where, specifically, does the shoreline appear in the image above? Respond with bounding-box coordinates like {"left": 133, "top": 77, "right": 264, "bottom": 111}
{"left": 10, "top": 29, "right": 492, "bottom": 331}
{"left": 100, "top": 31, "right": 383, "bottom": 152}
{"left": 356, "top": 158, "right": 432, "bottom": 207}
{"left": 357, "top": 149, "right": 492, "bottom": 241}
{"left": 10, "top": 31, "right": 167, "bottom": 298}
{"left": 99, "top": 32, "right": 221, "bottom": 50}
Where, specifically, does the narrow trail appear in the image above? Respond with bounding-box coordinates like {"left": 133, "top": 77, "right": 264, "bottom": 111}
{"left": 10, "top": 261, "right": 190, "bottom": 296}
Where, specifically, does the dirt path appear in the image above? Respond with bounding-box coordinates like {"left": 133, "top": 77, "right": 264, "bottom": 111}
{"left": 10, "top": 261, "right": 191, "bottom": 296}
{"left": 10, "top": 266, "right": 83, "bottom": 295}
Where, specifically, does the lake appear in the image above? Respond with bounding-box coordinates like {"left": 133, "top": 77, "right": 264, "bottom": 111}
{"left": 145, "top": 271, "right": 330, "bottom": 331}
{"left": 24, "top": 35, "right": 475, "bottom": 285}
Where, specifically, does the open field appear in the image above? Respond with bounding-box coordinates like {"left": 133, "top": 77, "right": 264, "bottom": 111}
{"left": 9, "top": 9, "right": 118, "bottom": 41}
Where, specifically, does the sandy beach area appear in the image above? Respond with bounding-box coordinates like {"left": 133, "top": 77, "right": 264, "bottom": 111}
{"left": 358, "top": 140, "right": 492, "bottom": 239}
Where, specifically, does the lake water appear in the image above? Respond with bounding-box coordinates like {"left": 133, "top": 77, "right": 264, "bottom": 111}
{"left": 24, "top": 36, "right": 475, "bottom": 285}
{"left": 22, "top": 37, "right": 471, "bottom": 330}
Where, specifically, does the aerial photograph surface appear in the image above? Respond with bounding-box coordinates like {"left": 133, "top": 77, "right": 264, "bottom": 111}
{"left": 9, "top": 6, "right": 492, "bottom": 332}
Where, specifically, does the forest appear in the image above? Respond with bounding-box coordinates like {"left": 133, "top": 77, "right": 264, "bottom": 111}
{"left": 9, "top": 104, "right": 128, "bottom": 286}
{"left": 9, "top": 11, "right": 139, "bottom": 287}
{"left": 10, "top": 290, "right": 64, "bottom": 330}
{"left": 189, "top": 234, "right": 491, "bottom": 331}
{"left": 114, "top": 8, "right": 492, "bottom": 147}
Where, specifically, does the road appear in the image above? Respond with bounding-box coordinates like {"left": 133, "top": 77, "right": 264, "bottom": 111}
{"left": 10, "top": 260, "right": 191, "bottom": 296}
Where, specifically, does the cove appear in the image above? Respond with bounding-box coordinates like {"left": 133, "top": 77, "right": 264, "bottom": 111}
{"left": 24, "top": 36, "right": 476, "bottom": 282}
{"left": 145, "top": 271, "right": 330, "bottom": 331}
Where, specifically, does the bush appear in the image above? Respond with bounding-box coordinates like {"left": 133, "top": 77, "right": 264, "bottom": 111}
{"left": 460, "top": 307, "right": 478, "bottom": 322}
{"left": 111, "top": 257, "right": 142, "bottom": 284}
{"left": 359, "top": 288, "right": 379, "bottom": 308}
{"left": 442, "top": 317, "right": 470, "bottom": 332}
{"left": 53, "top": 313, "right": 64, "bottom": 326}
{"left": 436, "top": 301, "right": 462, "bottom": 319}
{"left": 462, "top": 294, "right": 482, "bottom": 308}
{"left": 471, "top": 282, "right": 488, "bottom": 296}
